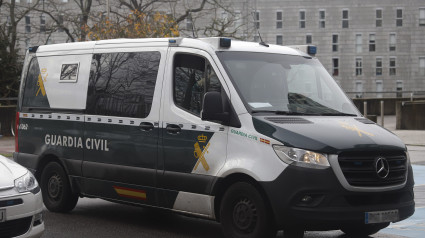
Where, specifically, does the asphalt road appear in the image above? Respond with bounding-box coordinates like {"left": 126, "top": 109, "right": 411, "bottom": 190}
{"left": 41, "top": 165, "right": 425, "bottom": 238}
{"left": 41, "top": 197, "right": 406, "bottom": 238}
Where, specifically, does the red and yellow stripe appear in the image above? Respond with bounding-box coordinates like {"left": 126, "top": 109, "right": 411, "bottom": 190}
{"left": 113, "top": 186, "right": 147, "bottom": 200}
{"left": 260, "top": 138, "right": 270, "bottom": 144}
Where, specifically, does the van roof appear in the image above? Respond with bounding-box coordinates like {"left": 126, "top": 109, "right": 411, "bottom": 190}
{"left": 35, "top": 37, "right": 306, "bottom": 57}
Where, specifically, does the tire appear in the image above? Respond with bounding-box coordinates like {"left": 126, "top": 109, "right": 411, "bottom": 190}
{"left": 220, "top": 182, "right": 277, "bottom": 238}
{"left": 40, "top": 162, "right": 79, "bottom": 212}
{"left": 341, "top": 222, "right": 390, "bottom": 237}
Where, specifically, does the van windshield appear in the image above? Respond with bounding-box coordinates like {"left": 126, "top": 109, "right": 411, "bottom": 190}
{"left": 217, "top": 52, "right": 359, "bottom": 116}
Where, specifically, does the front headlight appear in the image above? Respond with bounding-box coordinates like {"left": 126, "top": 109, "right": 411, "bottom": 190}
{"left": 273, "top": 145, "right": 330, "bottom": 168}
{"left": 14, "top": 171, "right": 39, "bottom": 193}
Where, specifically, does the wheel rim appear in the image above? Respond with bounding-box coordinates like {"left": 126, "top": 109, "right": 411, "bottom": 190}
{"left": 232, "top": 198, "right": 257, "bottom": 233}
{"left": 47, "top": 173, "right": 63, "bottom": 201}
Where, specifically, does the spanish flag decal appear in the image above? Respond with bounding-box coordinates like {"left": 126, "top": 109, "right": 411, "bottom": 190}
{"left": 113, "top": 186, "right": 147, "bottom": 200}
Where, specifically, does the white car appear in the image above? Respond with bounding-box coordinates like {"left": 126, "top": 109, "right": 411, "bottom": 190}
{"left": 0, "top": 155, "right": 44, "bottom": 238}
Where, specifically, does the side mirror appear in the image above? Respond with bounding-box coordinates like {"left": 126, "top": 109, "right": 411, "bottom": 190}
{"left": 201, "top": 92, "right": 230, "bottom": 123}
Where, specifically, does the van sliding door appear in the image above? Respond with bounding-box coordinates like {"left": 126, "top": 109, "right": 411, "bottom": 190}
{"left": 82, "top": 50, "right": 165, "bottom": 206}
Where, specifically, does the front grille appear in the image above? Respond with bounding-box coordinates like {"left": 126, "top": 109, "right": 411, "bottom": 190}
{"left": 338, "top": 151, "right": 407, "bottom": 187}
{"left": 0, "top": 216, "right": 32, "bottom": 238}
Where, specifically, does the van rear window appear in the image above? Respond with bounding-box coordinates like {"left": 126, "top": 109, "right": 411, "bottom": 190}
{"left": 22, "top": 57, "right": 50, "bottom": 108}
{"left": 86, "top": 51, "right": 160, "bottom": 118}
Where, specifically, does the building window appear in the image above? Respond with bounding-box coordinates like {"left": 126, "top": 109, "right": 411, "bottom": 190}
{"left": 389, "top": 57, "right": 396, "bottom": 75}
{"left": 276, "top": 11, "right": 283, "bottom": 29}
{"left": 221, "top": 11, "right": 228, "bottom": 21}
{"left": 332, "top": 58, "right": 339, "bottom": 76}
{"left": 396, "top": 82, "right": 403, "bottom": 98}
{"left": 254, "top": 11, "right": 260, "bottom": 29}
{"left": 389, "top": 33, "right": 396, "bottom": 51}
{"left": 355, "top": 81, "right": 363, "bottom": 98}
{"left": 332, "top": 34, "right": 338, "bottom": 52}
{"left": 234, "top": 11, "right": 242, "bottom": 28}
{"left": 276, "top": 35, "right": 283, "bottom": 45}
{"left": 186, "top": 15, "right": 193, "bottom": 30}
{"left": 6, "top": 16, "right": 12, "bottom": 33}
{"left": 306, "top": 34, "right": 312, "bottom": 44}
{"left": 58, "top": 14, "right": 64, "bottom": 32}
{"left": 376, "top": 57, "right": 383, "bottom": 76}
{"left": 40, "top": 15, "right": 46, "bottom": 33}
{"left": 25, "top": 16, "right": 31, "bottom": 33}
{"left": 356, "top": 58, "right": 362, "bottom": 76}
{"left": 376, "top": 9, "right": 383, "bottom": 27}
{"left": 299, "top": 10, "right": 306, "bottom": 28}
{"left": 369, "top": 34, "right": 376, "bottom": 52}
{"left": 376, "top": 81, "right": 383, "bottom": 98}
{"left": 319, "top": 10, "right": 325, "bottom": 28}
{"left": 420, "top": 8, "right": 425, "bottom": 26}
{"left": 356, "top": 34, "right": 362, "bottom": 53}
{"left": 419, "top": 57, "right": 425, "bottom": 76}
{"left": 396, "top": 9, "right": 403, "bottom": 27}
{"left": 342, "top": 10, "right": 349, "bottom": 28}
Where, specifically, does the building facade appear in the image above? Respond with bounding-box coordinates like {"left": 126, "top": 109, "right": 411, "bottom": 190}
{"left": 2, "top": 0, "right": 425, "bottom": 97}
{"left": 222, "top": 0, "right": 425, "bottom": 97}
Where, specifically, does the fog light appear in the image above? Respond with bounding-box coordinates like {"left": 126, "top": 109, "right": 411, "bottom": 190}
{"left": 301, "top": 195, "right": 313, "bottom": 203}
{"left": 33, "top": 212, "right": 43, "bottom": 226}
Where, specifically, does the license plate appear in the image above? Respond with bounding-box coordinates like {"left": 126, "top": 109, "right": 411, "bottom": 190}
{"left": 365, "top": 209, "right": 399, "bottom": 224}
{"left": 0, "top": 209, "right": 5, "bottom": 222}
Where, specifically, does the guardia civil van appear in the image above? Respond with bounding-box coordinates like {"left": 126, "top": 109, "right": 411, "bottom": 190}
{"left": 14, "top": 37, "right": 414, "bottom": 238}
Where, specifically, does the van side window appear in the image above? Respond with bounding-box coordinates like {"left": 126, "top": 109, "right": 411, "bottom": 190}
{"left": 174, "top": 54, "right": 221, "bottom": 116}
{"left": 22, "top": 57, "right": 50, "bottom": 108}
{"left": 86, "top": 51, "right": 160, "bottom": 118}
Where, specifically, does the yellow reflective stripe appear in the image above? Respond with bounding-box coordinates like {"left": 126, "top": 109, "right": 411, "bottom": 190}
{"left": 113, "top": 186, "right": 146, "bottom": 200}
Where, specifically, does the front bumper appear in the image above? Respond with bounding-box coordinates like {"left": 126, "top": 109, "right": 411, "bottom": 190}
{"left": 0, "top": 189, "right": 44, "bottom": 238}
{"left": 260, "top": 164, "right": 415, "bottom": 230}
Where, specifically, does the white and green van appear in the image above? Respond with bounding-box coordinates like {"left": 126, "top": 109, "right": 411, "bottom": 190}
{"left": 14, "top": 38, "right": 414, "bottom": 238}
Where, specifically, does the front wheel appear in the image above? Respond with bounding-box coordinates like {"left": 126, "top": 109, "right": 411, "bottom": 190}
{"left": 220, "top": 182, "right": 277, "bottom": 238}
{"left": 40, "top": 162, "right": 79, "bottom": 212}
{"left": 341, "top": 222, "right": 390, "bottom": 237}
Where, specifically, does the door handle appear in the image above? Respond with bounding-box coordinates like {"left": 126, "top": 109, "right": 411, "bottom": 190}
{"left": 166, "top": 124, "right": 181, "bottom": 135}
{"left": 139, "top": 122, "right": 154, "bottom": 131}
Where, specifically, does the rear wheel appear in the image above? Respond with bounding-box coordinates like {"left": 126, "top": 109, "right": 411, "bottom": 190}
{"left": 341, "top": 222, "right": 390, "bottom": 237}
{"left": 220, "top": 182, "right": 277, "bottom": 238}
{"left": 40, "top": 162, "right": 78, "bottom": 212}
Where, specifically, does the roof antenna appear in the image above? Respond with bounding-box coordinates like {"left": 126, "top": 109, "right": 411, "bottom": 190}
{"left": 251, "top": 12, "right": 269, "bottom": 47}
{"left": 189, "top": 12, "right": 198, "bottom": 38}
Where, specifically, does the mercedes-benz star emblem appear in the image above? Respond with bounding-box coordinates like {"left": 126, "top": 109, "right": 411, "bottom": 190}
{"left": 375, "top": 157, "right": 390, "bottom": 179}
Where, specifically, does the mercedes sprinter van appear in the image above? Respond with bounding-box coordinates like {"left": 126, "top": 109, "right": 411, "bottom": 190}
{"left": 15, "top": 38, "right": 414, "bottom": 238}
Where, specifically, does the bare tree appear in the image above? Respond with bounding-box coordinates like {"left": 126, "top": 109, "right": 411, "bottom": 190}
{"left": 35, "top": 0, "right": 95, "bottom": 42}
{"left": 0, "top": 0, "right": 40, "bottom": 98}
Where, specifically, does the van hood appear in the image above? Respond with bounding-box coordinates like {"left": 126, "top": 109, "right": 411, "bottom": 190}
{"left": 0, "top": 156, "right": 28, "bottom": 190}
{"left": 252, "top": 116, "right": 406, "bottom": 154}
